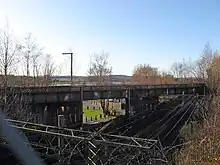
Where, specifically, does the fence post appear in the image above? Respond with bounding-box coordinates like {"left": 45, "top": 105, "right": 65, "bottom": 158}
{"left": 182, "top": 91, "right": 185, "bottom": 105}
{"left": 58, "top": 115, "right": 65, "bottom": 158}
{"left": 203, "top": 85, "right": 206, "bottom": 96}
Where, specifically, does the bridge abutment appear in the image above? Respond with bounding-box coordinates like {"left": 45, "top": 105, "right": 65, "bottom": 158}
{"left": 28, "top": 87, "right": 84, "bottom": 127}
{"left": 126, "top": 95, "right": 159, "bottom": 116}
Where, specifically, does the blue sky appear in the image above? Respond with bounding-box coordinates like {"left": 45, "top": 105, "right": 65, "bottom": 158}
{"left": 0, "top": 0, "right": 219, "bottom": 76}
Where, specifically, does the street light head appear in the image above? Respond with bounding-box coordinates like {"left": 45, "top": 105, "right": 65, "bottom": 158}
{"left": 62, "top": 52, "right": 73, "bottom": 55}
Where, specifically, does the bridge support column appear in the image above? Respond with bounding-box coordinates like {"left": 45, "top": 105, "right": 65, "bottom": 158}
{"left": 43, "top": 105, "right": 49, "bottom": 125}
{"left": 138, "top": 96, "right": 159, "bottom": 112}
{"left": 50, "top": 104, "right": 61, "bottom": 126}
{"left": 65, "top": 104, "right": 75, "bottom": 124}
{"left": 61, "top": 105, "right": 72, "bottom": 127}
{"left": 125, "top": 89, "right": 130, "bottom": 117}
{"left": 78, "top": 101, "right": 83, "bottom": 124}
{"left": 125, "top": 98, "right": 130, "bottom": 117}
{"left": 147, "top": 104, "right": 151, "bottom": 111}
{"left": 69, "top": 102, "right": 83, "bottom": 125}
{"left": 75, "top": 106, "right": 79, "bottom": 123}
{"left": 72, "top": 106, "right": 76, "bottom": 123}
{"left": 153, "top": 104, "right": 157, "bottom": 111}
{"left": 37, "top": 105, "right": 44, "bottom": 124}
{"left": 134, "top": 95, "right": 142, "bottom": 113}
{"left": 78, "top": 87, "right": 83, "bottom": 124}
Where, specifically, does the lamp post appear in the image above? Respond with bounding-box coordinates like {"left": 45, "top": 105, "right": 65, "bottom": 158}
{"left": 62, "top": 52, "right": 73, "bottom": 85}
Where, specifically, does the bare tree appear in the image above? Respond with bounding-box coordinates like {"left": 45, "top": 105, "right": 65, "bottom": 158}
{"left": 32, "top": 46, "right": 42, "bottom": 86}
{"left": 0, "top": 24, "right": 32, "bottom": 120}
{"left": 42, "top": 54, "right": 57, "bottom": 86}
{"left": 170, "top": 43, "right": 219, "bottom": 86}
{"left": 175, "top": 43, "right": 215, "bottom": 84}
{"left": 88, "top": 51, "right": 112, "bottom": 84}
{"left": 21, "top": 34, "right": 39, "bottom": 77}
{"left": 20, "top": 33, "right": 44, "bottom": 86}
{"left": 193, "top": 43, "right": 214, "bottom": 80}
{"left": 0, "top": 24, "right": 20, "bottom": 116}
{"left": 0, "top": 25, "right": 22, "bottom": 86}
{"left": 87, "top": 51, "right": 112, "bottom": 115}
{"left": 170, "top": 61, "right": 185, "bottom": 78}
{"left": 87, "top": 55, "right": 93, "bottom": 82}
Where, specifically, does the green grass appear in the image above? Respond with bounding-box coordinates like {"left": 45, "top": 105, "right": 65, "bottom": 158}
{"left": 83, "top": 109, "right": 115, "bottom": 121}
{"left": 84, "top": 109, "right": 103, "bottom": 117}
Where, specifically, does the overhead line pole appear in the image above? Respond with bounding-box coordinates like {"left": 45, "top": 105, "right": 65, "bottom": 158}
{"left": 62, "top": 52, "right": 73, "bottom": 85}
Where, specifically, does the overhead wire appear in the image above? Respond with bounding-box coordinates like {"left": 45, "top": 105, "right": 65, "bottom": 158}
{"left": 164, "top": 95, "right": 208, "bottom": 154}
{"left": 135, "top": 96, "right": 195, "bottom": 138}
{"left": 148, "top": 96, "right": 196, "bottom": 139}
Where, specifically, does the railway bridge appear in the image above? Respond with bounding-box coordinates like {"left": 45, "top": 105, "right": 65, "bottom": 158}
{"left": 0, "top": 83, "right": 211, "bottom": 165}
{"left": 3, "top": 83, "right": 208, "bottom": 127}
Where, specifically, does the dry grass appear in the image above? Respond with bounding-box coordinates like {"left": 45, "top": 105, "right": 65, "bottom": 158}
{"left": 176, "top": 97, "right": 220, "bottom": 165}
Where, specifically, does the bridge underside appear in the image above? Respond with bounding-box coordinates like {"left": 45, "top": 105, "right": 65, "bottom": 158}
{"left": 30, "top": 102, "right": 83, "bottom": 127}
{"left": 12, "top": 83, "right": 207, "bottom": 103}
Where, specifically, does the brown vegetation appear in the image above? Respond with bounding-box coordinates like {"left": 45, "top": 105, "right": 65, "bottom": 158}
{"left": 131, "top": 64, "right": 178, "bottom": 85}
{"left": 175, "top": 44, "right": 220, "bottom": 165}
{"left": 129, "top": 43, "right": 220, "bottom": 164}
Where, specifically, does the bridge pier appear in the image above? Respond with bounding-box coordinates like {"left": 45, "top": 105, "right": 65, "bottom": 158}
{"left": 31, "top": 104, "right": 50, "bottom": 125}
{"left": 31, "top": 102, "right": 83, "bottom": 127}
{"left": 50, "top": 104, "right": 61, "bottom": 126}
{"left": 125, "top": 89, "right": 130, "bottom": 117}
{"left": 42, "top": 105, "right": 48, "bottom": 125}
{"left": 58, "top": 102, "right": 83, "bottom": 127}
{"left": 125, "top": 97, "right": 130, "bottom": 117}
{"left": 129, "top": 96, "right": 159, "bottom": 114}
